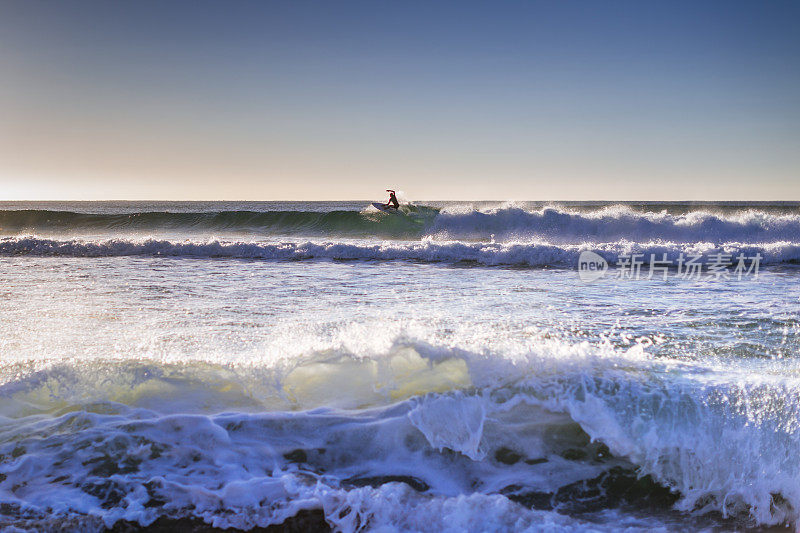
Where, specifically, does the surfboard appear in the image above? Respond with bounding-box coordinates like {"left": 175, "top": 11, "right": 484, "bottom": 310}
{"left": 371, "top": 202, "right": 399, "bottom": 212}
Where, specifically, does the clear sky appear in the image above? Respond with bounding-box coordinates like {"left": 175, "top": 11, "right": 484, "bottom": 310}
{"left": 1, "top": 0, "right": 798, "bottom": 200}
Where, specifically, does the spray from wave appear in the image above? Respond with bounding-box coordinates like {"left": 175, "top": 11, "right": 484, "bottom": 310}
{"left": 2, "top": 201, "right": 799, "bottom": 530}
{"left": 2, "top": 204, "right": 800, "bottom": 243}
{"left": 430, "top": 204, "right": 800, "bottom": 243}
{"left": 2, "top": 236, "right": 799, "bottom": 266}
{"left": 0, "top": 335, "right": 797, "bottom": 530}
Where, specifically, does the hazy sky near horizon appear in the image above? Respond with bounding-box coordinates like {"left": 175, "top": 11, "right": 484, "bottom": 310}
{"left": 1, "top": 1, "right": 798, "bottom": 201}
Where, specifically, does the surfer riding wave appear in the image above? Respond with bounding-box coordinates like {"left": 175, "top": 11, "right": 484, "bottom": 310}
{"left": 384, "top": 189, "right": 399, "bottom": 209}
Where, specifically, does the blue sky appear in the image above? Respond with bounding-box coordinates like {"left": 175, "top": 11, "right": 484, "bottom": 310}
{"left": 1, "top": 0, "right": 798, "bottom": 200}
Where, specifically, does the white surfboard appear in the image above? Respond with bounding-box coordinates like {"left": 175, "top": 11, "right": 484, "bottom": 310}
{"left": 371, "top": 202, "right": 399, "bottom": 212}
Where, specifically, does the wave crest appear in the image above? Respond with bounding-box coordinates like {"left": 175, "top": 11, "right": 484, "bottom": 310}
{"left": 2, "top": 236, "right": 799, "bottom": 266}
{"left": 0, "top": 336, "right": 798, "bottom": 528}
{"left": 2, "top": 205, "right": 799, "bottom": 243}
{"left": 431, "top": 204, "right": 800, "bottom": 243}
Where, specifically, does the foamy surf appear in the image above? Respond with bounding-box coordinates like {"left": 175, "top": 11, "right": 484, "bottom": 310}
{"left": 1, "top": 201, "right": 798, "bottom": 531}
{"left": 2, "top": 236, "right": 800, "bottom": 266}
{"left": 2, "top": 203, "right": 800, "bottom": 243}
{"left": 0, "top": 335, "right": 797, "bottom": 530}
{"left": 430, "top": 204, "right": 800, "bottom": 243}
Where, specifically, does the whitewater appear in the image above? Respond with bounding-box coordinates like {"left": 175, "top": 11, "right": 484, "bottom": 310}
{"left": 0, "top": 201, "right": 799, "bottom": 532}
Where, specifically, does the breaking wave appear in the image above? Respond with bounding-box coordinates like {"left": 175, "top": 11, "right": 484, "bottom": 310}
{"left": 2, "top": 204, "right": 799, "bottom": 243}
{"left": 429, "top": 204, "right": 800, "bottom": 243}
{"left": 2, "top": 236, "right": 799, "bottom": 266}
{"left": 0, "top": 336, "right": 797, "bottom": 530}
{"left": 3, "top": 201, "right": 799, "bottom": 531}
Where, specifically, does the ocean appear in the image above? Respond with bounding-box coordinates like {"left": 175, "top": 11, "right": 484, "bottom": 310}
{"left": 0, "top": 200, "right": 798, "bottom": 532}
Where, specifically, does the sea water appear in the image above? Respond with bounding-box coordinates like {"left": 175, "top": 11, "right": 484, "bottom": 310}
{"left": 0, "top": 201, "right": 799, "bottom": 531}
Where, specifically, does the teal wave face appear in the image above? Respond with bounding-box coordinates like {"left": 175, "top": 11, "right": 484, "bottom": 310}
{"left": 3, "top": 204, "right": 800, "bottom": 243}
{"left": 0, "top": 207, "right": 440, "bottom": 238}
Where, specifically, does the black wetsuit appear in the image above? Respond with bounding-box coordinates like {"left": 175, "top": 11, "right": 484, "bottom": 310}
{"left": 388, "top": 192, "right": 399, "bottom": 209}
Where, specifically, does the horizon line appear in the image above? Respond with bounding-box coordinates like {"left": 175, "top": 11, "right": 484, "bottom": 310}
{"left": 2, "top": 199, "right": 799, "bottom": 203}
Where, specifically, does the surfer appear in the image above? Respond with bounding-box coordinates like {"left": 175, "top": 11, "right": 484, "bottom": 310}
{"left": 384, "top": 189, "right": 400, "bottom": 209}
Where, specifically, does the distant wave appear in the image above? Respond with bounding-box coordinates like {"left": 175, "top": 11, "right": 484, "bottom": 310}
{"left": 2, "top": 236, "right": 799, "bottom": 266}
{"left": 430, "top": 204, "right": 800, "bottom": 243}
{"left": 0, "top": 207, "right": 437, "bottom": 238}
{"left": 2, "top": 205, "right": 799, "bottom": 243}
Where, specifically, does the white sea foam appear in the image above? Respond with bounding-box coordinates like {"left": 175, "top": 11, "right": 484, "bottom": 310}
{"left": 0, "top": 334, "right": 797, "bottom": 529}
{"left": 2, "top": 236, "right": 800, "bottom": 266}
{"left": 2, "top": 202, "right": 799, "bottom": 531}
{"left": 3, "top": 204, "right": 800, "bottom": 244}
{"left": 408, "top": 392, "right": 487, "bottom": 460}
{"left": 431, "top": 204, "right": 800, "bottom": 243}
